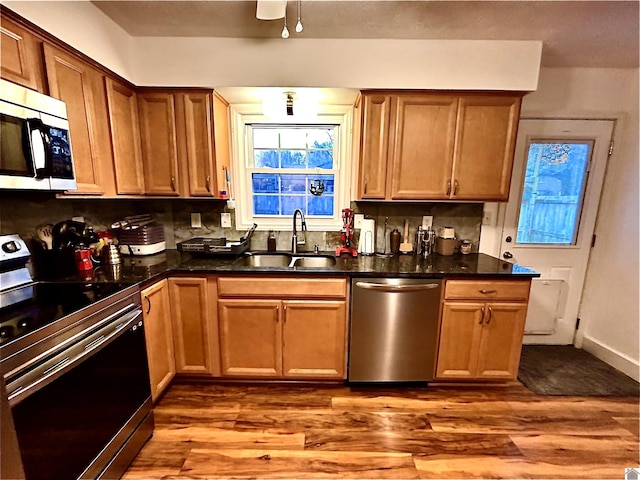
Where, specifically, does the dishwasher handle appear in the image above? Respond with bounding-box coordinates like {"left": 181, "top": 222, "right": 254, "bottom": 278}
{"left": 355, "top": 281, "right": 440, "bottom": 292}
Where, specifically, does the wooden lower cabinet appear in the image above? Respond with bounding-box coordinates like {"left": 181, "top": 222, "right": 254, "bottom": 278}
{"left": 436, "top": 279, "right": 530, "bottom": 381}
{"left": 217, "top": 277, "right": 348, "bottom": 380}
{"left": 141, "top": 280, "right": 175, "bottom": 401}
{"left": 282, "top": 301, "right": 347, "bottom": 379}
{"left": 168, "top": 277, "right": 220, "bottom": 376}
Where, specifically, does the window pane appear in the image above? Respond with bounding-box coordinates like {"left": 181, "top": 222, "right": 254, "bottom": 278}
{"left": 280, "top": 129, "right": 307, "bottom": 149}
{"left": 308, "top": 150, "right": 334, "bottom": 169}
{"left": 281, "top": 150, "right": 306, "bottom": 169}
{"left": 255, "top": 150, "right": 279, "bottom": 168}
{"left": 253, "top": 129, "right": 279, "bottom": 149}
{"left": 516, "top": 142, "right": 592, "bottom": 245}
{"left": 252, "top": 173, "right": 279, "bottom": 193}
{"left": 308, "top": 195, "right": 334, "bottom": 216}
{"left": 254, "top": 195, "right": 280, "bottom": 215}
{"left": 306, "top": 128, "right": 334, "bottom": 149}
{"left": 280, "top": 174, "right": 306, "bottom": 193}
{"left": 281, "top": 195, "right": 305, "bottom": 215}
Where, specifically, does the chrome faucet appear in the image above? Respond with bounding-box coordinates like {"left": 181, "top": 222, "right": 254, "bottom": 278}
{"left": 291, "top": 209, "right": 307, "bottom": 254}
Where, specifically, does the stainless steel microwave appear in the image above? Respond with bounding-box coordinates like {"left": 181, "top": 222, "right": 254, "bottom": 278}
{"left": 0, "top": 79, "right": 76, "bottom": 191}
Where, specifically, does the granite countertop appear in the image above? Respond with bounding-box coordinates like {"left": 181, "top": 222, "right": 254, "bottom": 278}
{"left": 46, "top": 250, "right": 539, "bottom": 287}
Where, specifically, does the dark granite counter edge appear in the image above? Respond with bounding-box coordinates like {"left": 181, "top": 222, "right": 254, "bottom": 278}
{"left": 46, "top": 250, "right": 540, "bottom": 289}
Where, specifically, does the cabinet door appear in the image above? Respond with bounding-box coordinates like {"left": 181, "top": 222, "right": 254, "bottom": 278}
{"left": 452, "top": 95, "right": 521, "bottom": 201}
{"left": 182, "top": 92, "right": 216, "bottom": 197}
{"left": 475, "top": 302, "right": 527, "bottom": 379}
{"left": 218, "top": 300, "right": 282, "bottom": 377}
{"left": 390, "top": 95, "right": 458, "bottom": 199}
{"left": 0, "top": 17, "right": 44, "bottom": 91}
{"left": 436, "top": 302, "right": 484, "bottom": 379}
{"left": 138, "top": 92, "right": 180, "bottom": 195}
{"left": 358, "top": 94, "right": 391, "bottom": 199}
{"left": 282, "top": 300, "right": 347, "bottom": 379}
{"left": 141, "top": 280, "right": 175, "bottom": 401}
{"left": 212, "top": 92, "right": 231, "bottom": 198}
{"left": 43, "top": 45, "right": 103, "bottom": 194}
{"left": 105, "top": 78, "right": 145, "bottom": 195}
{"left": 168, "top": 277, "right": 219, "bottom": 376}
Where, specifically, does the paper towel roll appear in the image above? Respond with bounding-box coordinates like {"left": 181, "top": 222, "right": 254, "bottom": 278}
{"left": 358, "top": 218, "right": 376, "bottom": 254}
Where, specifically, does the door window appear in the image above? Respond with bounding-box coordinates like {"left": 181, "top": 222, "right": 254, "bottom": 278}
{"left": 516, "top": 141, "right": 593, "bottom": 245}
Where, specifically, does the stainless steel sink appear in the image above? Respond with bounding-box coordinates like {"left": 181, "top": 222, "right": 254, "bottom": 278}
{"left": 235, "top": 253, "right": 337, "bottom": 268}
{"left": 292, "top": 255, "right": 337, "bottom": 268}
{"left": 235, "top": 253, "right": 292, "bottom": 267}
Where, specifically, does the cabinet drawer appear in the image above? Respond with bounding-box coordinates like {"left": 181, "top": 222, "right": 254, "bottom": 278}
{"left": 445, "top": 280, "right": 530, "bottom": 301}
{"left": 218, "top": 277, "right": 347, "bottom": 299}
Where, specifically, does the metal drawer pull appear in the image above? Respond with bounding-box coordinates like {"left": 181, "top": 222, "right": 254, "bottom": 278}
{"left": 486, "top": 307, "right": 493, "bottom": 324}
{"left": 446, "top": 180, "right": 452, "bottom": 196}
{"left": 356, "top": 282, "right": 439, "bottom": 292}
{"left": 42, "top": 356, "right": 70, "bottom": 376}
{"left": 479, "top": 306, "right": 485, "bottom": 324}
{"left": 479, "top": 289, "right": 497, "bottom": 294}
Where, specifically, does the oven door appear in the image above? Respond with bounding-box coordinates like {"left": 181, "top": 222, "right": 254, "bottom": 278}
{"left": 6, "top": 307, "right": 151, "bottom": 480}
{"left": 0, "top": 101, "right": 50, "bottom": 190}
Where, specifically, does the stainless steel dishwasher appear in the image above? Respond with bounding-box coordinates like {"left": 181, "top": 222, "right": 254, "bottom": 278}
{"left": 348, "top": 277, "right": 442, "bottom": 382}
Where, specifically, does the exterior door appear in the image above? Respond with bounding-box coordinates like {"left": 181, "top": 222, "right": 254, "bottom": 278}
{"left": 499, "top": 119, "right": 614, "bottom": 345}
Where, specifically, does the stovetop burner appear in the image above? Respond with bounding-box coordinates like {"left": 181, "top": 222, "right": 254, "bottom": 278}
{"left": 0, "top": 282, "right": 133, "bottom": 346}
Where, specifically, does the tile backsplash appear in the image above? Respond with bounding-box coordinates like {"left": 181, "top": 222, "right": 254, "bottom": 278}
{"left": 0, "top": 192, "right": 483, "bottom": 253}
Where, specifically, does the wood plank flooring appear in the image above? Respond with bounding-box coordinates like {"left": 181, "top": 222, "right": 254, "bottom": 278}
{"left": 123, "top": 382, "right": 639, "bottom": 479}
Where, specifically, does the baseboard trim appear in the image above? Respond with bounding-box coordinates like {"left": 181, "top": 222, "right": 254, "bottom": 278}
{"left": 581, "top": 336, "right": 640, "bottom": 382}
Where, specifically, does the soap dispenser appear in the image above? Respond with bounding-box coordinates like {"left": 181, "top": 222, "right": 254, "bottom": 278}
{"left": 267, "top": 231, "right": 277, "bottom": 252}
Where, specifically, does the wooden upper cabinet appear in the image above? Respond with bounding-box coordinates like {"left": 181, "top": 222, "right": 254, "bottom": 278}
{"left": 182, "top": 92, "right": 216, "bottom": 196}
{"left": 0, "top": 16, "right": 45, "bottom": 92}
{"left": 212, "top": 92, "right": 231, "bottom": 198}
{"left": 390, "top": 95, "right": 458, "bottom": 199}
{"left": 452, "top": 95, "right": 521, "bottom": 201}
{"left": 43, "top": 45, "right": 103, "bottom": 194}
{"left": 105, "top": 78, "right": 145, "bottom": 195}
{"left": 356, "top": 91, "right": 523, "bottom": 201}
{"left": 138, "top": 91, "right": 180, "bottom": 195}
{"left": 358, "top": 94, "right": 391, "bottom": 199}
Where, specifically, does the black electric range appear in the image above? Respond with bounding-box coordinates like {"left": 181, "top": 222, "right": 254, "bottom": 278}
{"left": 0, "top": 281, "right": 134, "bottom": 347}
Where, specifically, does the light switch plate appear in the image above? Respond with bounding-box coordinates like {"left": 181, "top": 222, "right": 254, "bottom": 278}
{"left": 422, "top": 216, "right": 433, "bottom": 229}
{"left": 190, "top": 213, "right": 202, "bottom": 228}
{"left": 354, "top": 214, "right": 364, "bottom": 229}
{"left": 220, "top": 212, "right": 232, "bottom": 228}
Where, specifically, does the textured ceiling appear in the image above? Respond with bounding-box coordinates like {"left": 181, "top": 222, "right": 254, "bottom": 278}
{"left": 92, "top": 1, "right": 639, "bottom": 68}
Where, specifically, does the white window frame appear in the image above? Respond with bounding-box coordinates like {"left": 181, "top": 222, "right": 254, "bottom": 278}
{"left": 230, "top": 104, "right": 353, "bottom": 231}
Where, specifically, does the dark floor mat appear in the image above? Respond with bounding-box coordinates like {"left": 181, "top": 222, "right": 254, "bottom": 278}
{"left": 518, "top": 345, "right": 639, "bottom": 396}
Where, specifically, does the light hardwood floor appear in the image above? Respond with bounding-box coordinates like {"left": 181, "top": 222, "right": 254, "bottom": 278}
{"left": 123, "top": 382, "right": 639, "bottom": 479}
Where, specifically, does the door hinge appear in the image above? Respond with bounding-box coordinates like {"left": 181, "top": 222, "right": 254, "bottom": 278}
{"left": 591, "top": 234, "right": 597, "bottom": 247}
{"left": 609, "top": 140, "right": 614, "bottom": 156}
{"left": 575, "top": 318, "right": 581, "bottom": 330}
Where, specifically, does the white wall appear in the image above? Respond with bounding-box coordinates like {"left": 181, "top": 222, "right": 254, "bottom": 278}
{"left": 486, "top": 67, "right": 639, "bottom": 380}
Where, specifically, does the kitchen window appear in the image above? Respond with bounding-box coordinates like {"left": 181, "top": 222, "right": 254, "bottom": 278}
{"left": 231, "top": 105, "right": 352, "bottom": 231}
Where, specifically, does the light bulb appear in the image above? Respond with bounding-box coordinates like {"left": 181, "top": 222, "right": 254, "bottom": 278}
{"left": 281, "top": 25, "right": 290, "bottom": 38}
{"left": 295, "top": 20, "right": 303, "bottom": 33}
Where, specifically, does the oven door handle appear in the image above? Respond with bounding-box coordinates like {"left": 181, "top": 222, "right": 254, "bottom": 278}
{"left": 7, "top": 308, "right": 143, "bottom": 406}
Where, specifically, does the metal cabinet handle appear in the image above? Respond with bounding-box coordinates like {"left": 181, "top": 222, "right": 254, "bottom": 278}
{"left": 206, "top": 175, "right": 211, "bottom": 192}
{"left": 486, "top": 307, "right": 493, "bottom": 324}
{"left": 446, "top": 180, "right": 452, "bottom": 196}
{"left": 363, "top": 178, "right": 368, "bottom": 194}
{"left": 479, "top": 306, "right": 485, "bottom": 324}
{"left": 453, "top": 179, "right": 459, "bottom": 196}
{"left": 171, "top": 176, "right": 176, "bottom": 191}
{"left": 145, "top": 296, "right": 151, "bottom": 314}
{"left": 355, "top": 282, "right": 439, "bottom": 292}
{"left": 479, "top": 289, "right": 497, "bottom": 295}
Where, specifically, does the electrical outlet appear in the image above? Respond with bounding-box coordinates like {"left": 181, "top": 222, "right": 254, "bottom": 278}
{"left": 190, "top": 213, "right": 201, "bottom": 228}
{"left": 220, "top": 212, "right": 232, "bottom": 228}
{"left": 354, "top": 214, "right": 364, "bottom": 229}
{"left": 422, "top": 215, "right": 433, "bottom": 229}
{"left": 482, "top": 210, "right": 493, "bottom": 226}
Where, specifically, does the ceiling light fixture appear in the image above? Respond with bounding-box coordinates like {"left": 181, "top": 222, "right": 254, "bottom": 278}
{"left": 256, "top": 0, "right": 303, "bottom": 39}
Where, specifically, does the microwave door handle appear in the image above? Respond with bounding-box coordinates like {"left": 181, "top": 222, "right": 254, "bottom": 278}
{"left": 27, "top": 118, "right": 49, "bottom": 178}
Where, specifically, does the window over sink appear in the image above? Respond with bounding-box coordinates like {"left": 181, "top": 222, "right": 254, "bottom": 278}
{"left": 230, "top": 105, "right": 352, "bottom": 231}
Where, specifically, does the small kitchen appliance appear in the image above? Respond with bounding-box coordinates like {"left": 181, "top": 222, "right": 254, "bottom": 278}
{"left": 335, "top": 208, "right": 357, "bottom": 257}
{"left": 113, "top": 215, "right": 166, "bottom": 256}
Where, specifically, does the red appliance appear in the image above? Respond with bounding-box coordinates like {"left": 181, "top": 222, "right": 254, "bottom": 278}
{"left": 335, "top": 208, "right": 358, "bottom": 257}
